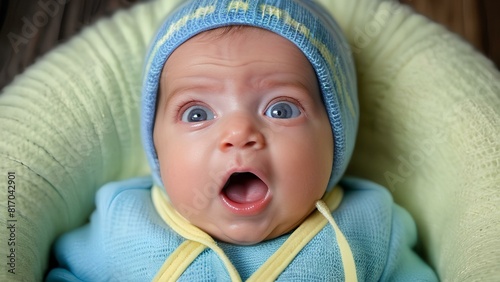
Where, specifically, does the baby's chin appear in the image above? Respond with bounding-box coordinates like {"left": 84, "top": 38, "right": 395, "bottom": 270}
{"left": 214, "top": 232, "right": 276, "bottom": 246}
{"left": 208, "top": 220, "right": 302, "bottom": 246}
{"left": 217, "top": 236, "right": 267, "bottom": 246}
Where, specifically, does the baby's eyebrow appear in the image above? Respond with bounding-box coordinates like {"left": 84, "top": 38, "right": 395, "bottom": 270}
{"left": 162, "top": 78, "right": 222, "bottom": 105}
{"left": 170, "top": 84, "right": 220, "bottom": 97}
{"left": 257, "top": 78, "right": 315, "bottom": 95}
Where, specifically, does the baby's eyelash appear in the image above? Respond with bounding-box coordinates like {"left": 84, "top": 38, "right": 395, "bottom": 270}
{"left": 266, "top": 96, "right": 305, "bottom": 111}
{"left": 172, "top": 99, "right": 199, "bottom": 119}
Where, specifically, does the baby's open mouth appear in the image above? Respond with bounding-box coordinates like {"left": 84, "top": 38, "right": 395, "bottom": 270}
{"left": 220, "top": 172, "right": 270, "bottom": 215}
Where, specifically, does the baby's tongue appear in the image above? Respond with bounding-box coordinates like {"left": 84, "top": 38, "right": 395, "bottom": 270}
{"left": 224, "top": 174, "right": 268, "bottom": 203}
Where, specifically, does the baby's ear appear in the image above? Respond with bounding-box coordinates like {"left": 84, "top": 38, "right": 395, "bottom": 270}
{"left": 319, "top": 0, "right": 500, "bottom": 280}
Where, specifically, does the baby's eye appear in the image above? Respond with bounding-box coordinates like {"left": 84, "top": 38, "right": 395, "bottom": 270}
{"left": 181, "top": 105, "right": 215, "bottom": 122}
{"left": 265, "top": 101, "right": 301, "bottom": 119}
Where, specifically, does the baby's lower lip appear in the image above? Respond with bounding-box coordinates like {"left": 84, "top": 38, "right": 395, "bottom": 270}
{"left": 220, "top": 191, "right": 271, "bottom": 216}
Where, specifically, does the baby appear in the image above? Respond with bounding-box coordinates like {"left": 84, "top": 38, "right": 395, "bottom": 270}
{"left": 48, "top": 0, "right": 438, "bottom": 281}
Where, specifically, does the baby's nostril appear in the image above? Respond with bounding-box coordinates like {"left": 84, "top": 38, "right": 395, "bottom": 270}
{"left": 245, "top": 141, "right": 257, "bottom": 147}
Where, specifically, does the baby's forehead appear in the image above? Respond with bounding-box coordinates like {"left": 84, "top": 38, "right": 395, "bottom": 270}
{"left": 160, "top": 25, "right": 317, "bottom": 83}
{"left": 161, "top": 25, "right": 309, "bottom": 75}
{"left": 162, "top": 25, "right": 309, "bottom": 70}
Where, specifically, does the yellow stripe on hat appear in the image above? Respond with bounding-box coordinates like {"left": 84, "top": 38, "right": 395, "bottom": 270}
{"left": 228, "top": 0, "right": 249, "bottom": 12}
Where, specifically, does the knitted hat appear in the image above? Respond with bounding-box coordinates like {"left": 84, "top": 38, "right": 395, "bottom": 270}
{"left": 142, "top": 0, "right": 358, "bottom": 191}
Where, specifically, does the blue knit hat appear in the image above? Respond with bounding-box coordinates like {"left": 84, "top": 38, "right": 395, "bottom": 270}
{"left": 142, "top": 0, "right": 358, "bottom": 191}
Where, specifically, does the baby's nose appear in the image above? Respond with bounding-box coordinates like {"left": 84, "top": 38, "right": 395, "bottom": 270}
{"left": 218, "top": 113, "right": 265, "bottom": 152}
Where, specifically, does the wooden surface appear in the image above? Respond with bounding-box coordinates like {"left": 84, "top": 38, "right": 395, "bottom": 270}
{"left": 399, "top": 0, "right": 499, "bottom": 69}
{"left": 0, "top": 0, "right": 140, "bottom": 89}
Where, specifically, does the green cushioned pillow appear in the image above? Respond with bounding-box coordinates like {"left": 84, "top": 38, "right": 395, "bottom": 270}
{"left": 0, "top": 0, "right": 498, "bottom": 280}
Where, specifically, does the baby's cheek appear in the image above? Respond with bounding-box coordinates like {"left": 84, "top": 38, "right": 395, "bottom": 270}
{"left": 163, "top": 174, "right": 197, "bottom": 220}
{"left": 287, "top": 138, "right": 331, "bottom": 192}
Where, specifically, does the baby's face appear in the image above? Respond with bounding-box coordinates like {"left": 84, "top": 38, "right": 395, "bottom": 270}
{"left": 154, "top": 27, "right": 333, "bottom": 245}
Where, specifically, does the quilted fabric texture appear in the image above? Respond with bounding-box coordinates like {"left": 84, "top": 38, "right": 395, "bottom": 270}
{"left": 0, "top": 0, "right": 498, "bottom": 281}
